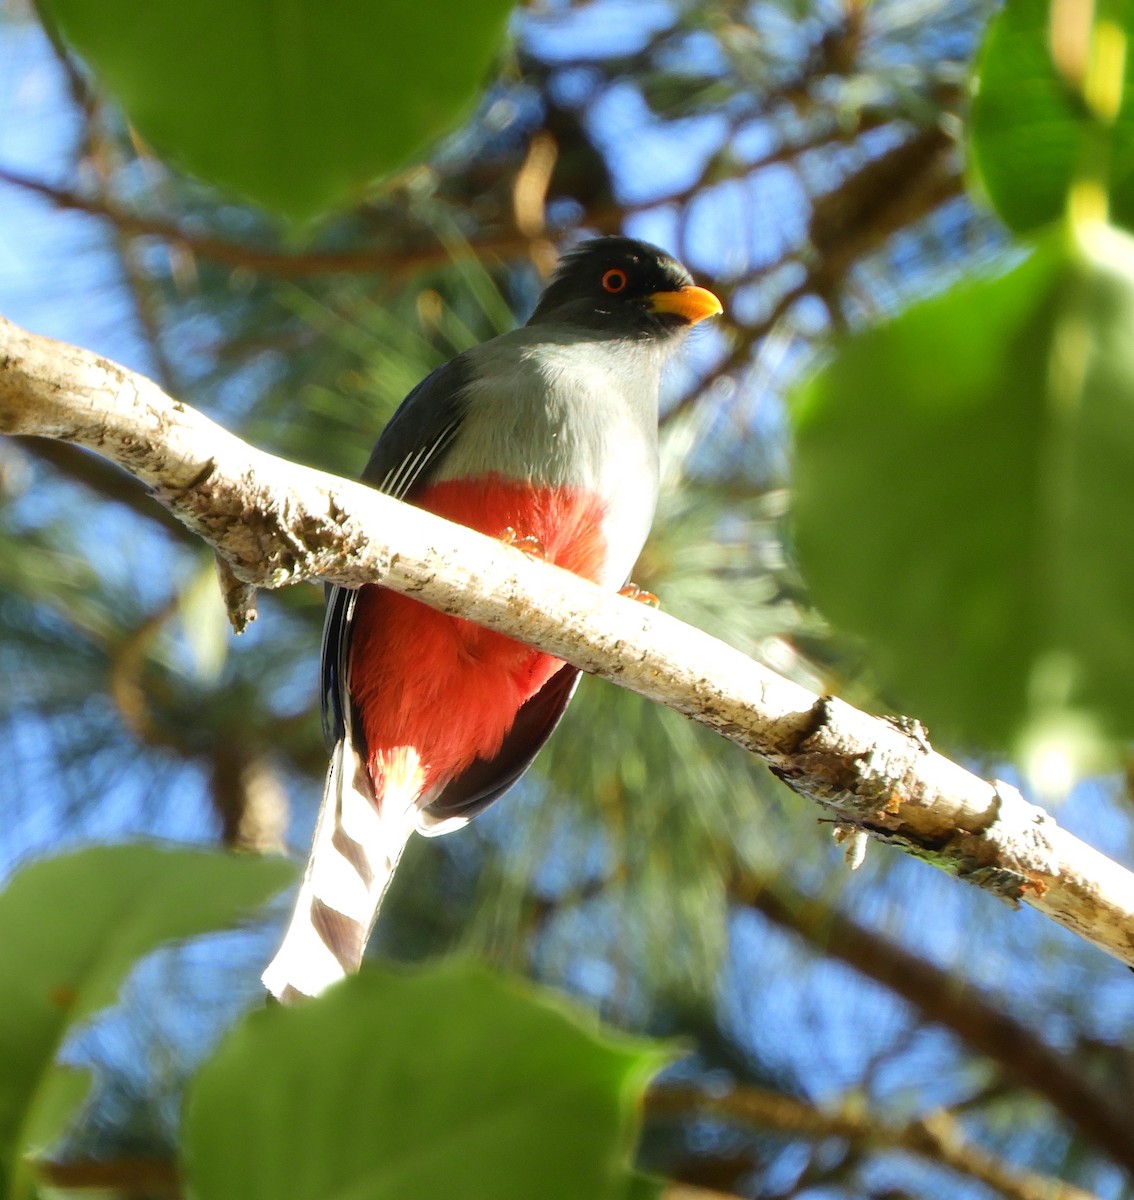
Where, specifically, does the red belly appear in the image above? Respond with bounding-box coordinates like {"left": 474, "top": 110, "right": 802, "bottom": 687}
{"left": 349, "top": 475, "right": 608, "bottom": 796}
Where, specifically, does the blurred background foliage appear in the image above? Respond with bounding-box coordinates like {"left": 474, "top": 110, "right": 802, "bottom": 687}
{"left": 2, "top": 0, "right": 1134, "bottom": 1197}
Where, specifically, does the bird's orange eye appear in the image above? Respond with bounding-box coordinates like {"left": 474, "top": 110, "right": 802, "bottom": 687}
{"left": 602, "top": 268, "right": 628, "bottom": 293}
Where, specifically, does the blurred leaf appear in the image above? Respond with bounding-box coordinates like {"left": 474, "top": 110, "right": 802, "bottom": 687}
{"left": 19, "top": 1069, "right": 88, "bottom": 1171}
{"left": 969, "top": 0, "right": 1134, "bottom": 234}
{"left": 0, "top": 845, "right": 294, "bottom": 1197}
{"left": 176, "top": 558, "right": 231, "bottom": 685}
{"left": 38, "top": 0, "right": 515, "bottom": 219}
{"left": 792, "top": 225, "right": 1134, "bottom": 771}
{"left": 184, "top": 963, "right": 669, "bottom": 1200}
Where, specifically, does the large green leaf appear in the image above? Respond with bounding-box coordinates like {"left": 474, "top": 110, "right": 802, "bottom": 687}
{"left": 969, "top": 0, "right": 1134, "bottom": 235}
{"left": 38, "top": 0, "right": 514, "bottom": 220}
{"left": 184, "top": 963, "right": 669, "bottom": 1200}
{"left": 0, "top": 845, "right": 293, "bottom": 1198}
{"left": 791, "top": 226, "right": 1134, "bottom": 773}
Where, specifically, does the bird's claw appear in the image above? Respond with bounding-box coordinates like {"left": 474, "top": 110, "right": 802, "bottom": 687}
{"left": 502, "top": 527, "right": 547, "bottom": 559}
{"left": 619, "top": 583, "right": 660, "bottom": 608}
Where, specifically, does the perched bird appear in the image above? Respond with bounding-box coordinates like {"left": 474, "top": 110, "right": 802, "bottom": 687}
{"left": 263, "top": 237, "right": 722, "bottom": 1001}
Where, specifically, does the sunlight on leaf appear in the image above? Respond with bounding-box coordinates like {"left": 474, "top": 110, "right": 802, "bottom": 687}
{"left": 176, "top": 558, "right": 232, "bottom": 686}
{"left": 792, "top": 226, "right": 1134, "bottom": 777}
{"left": 969, "top": 0, "right": 1134, "bottom": 234}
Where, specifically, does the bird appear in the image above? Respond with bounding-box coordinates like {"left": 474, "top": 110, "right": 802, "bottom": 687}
{"left": 262, "top": 236, "right": 722, "bottom": 1001}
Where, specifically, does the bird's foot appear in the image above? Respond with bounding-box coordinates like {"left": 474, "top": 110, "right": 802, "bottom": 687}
{"left": 502, "top": 527, "right": 547, "bottom": 560}
{"left": 619, "top": 583, "right": 660, "bottom": 608}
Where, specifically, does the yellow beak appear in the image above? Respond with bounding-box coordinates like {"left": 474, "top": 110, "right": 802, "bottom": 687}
{"left": 648, "top": 285, "right": 723, "bottom": 326}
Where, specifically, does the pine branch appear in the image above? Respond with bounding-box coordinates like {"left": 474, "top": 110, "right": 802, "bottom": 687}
{"left": 3, "top": 313, "right": 1134, "bottom": 971}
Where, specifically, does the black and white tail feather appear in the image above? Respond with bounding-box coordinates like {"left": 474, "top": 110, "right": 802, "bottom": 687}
{"left": 260, "top": 697, "right": 419, "bottom": 1001}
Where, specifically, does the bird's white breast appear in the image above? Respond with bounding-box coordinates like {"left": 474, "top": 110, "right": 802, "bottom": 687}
{"left": 430, "top": 329, "right": 664, "bottom": 587}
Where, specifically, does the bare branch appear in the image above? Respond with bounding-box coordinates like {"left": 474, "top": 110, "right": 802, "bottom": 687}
{"left": 739, "top": 877, "right": 1134, "bottom": 1171}
{"left": 33, "top": 1156, "right": 744, "bottom": 1199}
{"left": 648, "top": 1084, "right": 1102, "bottom": 1200}
{"left": 3, "top": 313, "right": 1134, "bottom": 971}
{"left": 0, "top": 167, "right": 546, "bottom": 280}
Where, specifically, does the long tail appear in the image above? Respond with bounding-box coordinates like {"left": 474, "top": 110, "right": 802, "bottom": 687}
{"left": 262, "top": 735, "right": 420, "bottom": 1002}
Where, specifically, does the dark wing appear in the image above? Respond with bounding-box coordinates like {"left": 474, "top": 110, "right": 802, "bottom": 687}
{"left": 358, "top": 363, "right": 469, "bottom": 494}
{"left": 321, "top": 355, "right": 473, "bottom": 744}
{"left": 422, "top": 663, "right": 582, "bottom": 824}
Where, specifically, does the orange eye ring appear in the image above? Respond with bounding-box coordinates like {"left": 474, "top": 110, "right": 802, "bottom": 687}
{"left": 602, "top": 268, "right": 628, "bottom": 293}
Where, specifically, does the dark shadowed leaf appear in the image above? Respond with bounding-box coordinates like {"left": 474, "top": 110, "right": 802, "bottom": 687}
{"left": 0, "top": 845, "right": 293, "bottom": 1197}
{"left": 792, "top": 226, "right": 1134, "bottom": 773}
{"left": 37, "top": 0, "right": 515, "bottom": 219}
{"left": 184, "top": 963, "right": 669, "bottom": 1200}
{"left": 622, "top": 1173, "right": 666, "bottom": 1199}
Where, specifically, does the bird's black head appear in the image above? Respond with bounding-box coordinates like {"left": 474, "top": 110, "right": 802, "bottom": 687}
{"left": 527, "top": 236, "right": 722, "bottom": 339}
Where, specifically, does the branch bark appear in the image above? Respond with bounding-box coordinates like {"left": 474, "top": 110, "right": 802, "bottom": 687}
{"left": 3, "top": 313, "right": 1134, "bottom": 970}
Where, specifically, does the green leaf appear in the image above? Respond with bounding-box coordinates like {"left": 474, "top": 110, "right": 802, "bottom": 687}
{"left": 968, "top": 0, "right": 1134, "bottom": 234}
{"left": 184, "top": 963, "right": 670, "bottom": 1200}
{"left": 0, "top": 845, "right": 293, "bottom": 1196}
{"left": 38, "top": 0, "right": 514, "bottom": 220}
{"left": 791, "top": 226, "right": 1134, "bottom": 773}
